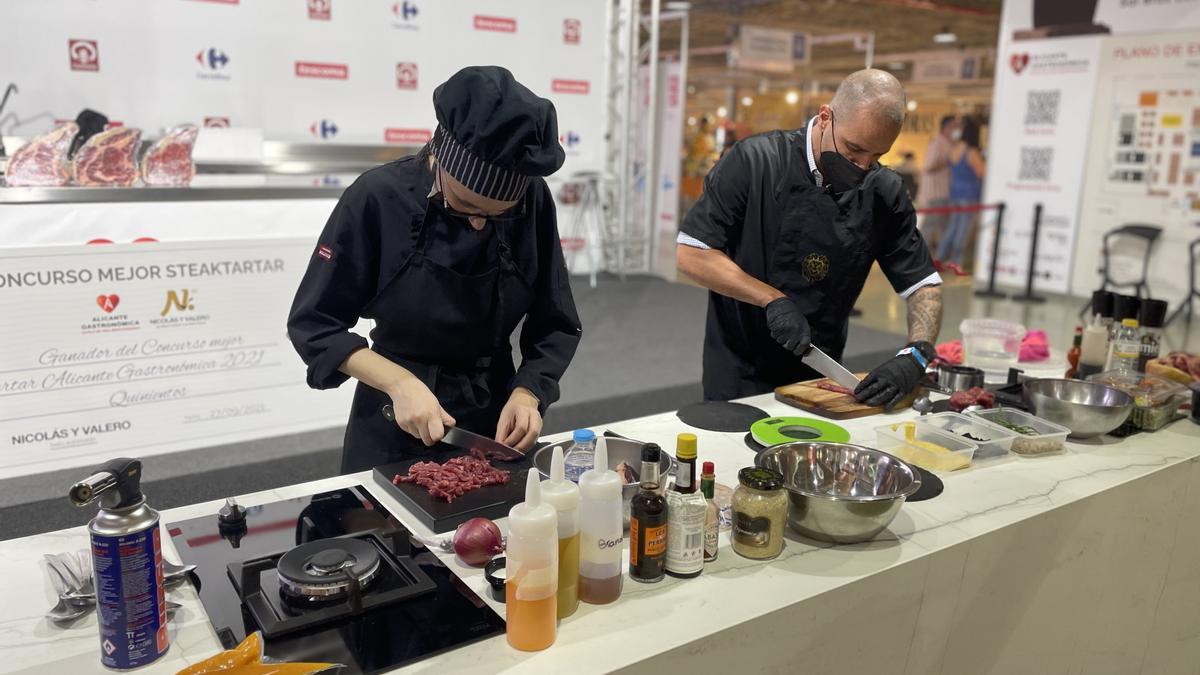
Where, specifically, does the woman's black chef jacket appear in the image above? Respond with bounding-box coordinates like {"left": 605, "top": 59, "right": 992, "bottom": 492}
{"left": 288, "top": 156, "right": 582, "bottom": 473}
{"left": 679, "top": 127, "right": 936, "bottom": 401}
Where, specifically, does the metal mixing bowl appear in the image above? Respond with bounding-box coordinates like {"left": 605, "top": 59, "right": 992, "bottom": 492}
{"left": 1022, "top": 378, "right": 1134, "bottom": 438}
{"left": 755, "top": 442, "right": 921, "bottom": 544}
{"left": 533, "top": 436, "right": 674, "bottom": 528}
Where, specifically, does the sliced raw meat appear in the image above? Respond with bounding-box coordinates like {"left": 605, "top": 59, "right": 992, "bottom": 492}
{"left": 4, "top": 123, "right": 78, "bottom": 187}
{"left": 393, "top": 455, "right": 510, "bottom": 503}
{"left": 141, "top": 124, "right": 198, "bottom": 186}
{"left": 72, "top": 127, "right": 142, "bottom": 187}
{"left": 816, "top": 382, "right": 855, "bottom": 396}
{"left": 949, "top": 386, "right": 994, "bottom": 412}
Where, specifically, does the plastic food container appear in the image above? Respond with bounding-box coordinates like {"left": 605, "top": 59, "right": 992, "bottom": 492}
{"left": 959, "top": 318, "right": 1025, "bottom": 377}
{"left": 874, "top": 421, "right": 979, "bottom": 473}
{"left": 967, "top": 408, "right": 1070, "bottom": 456}
{"left": 919, "top": 411, "right": 1017, "bottom": 459}
{"left": 1086, "top": 371, "right": 1187, "bottom": 432}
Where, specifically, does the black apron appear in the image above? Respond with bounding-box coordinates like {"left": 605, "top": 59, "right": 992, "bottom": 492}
{"left": 703, "top": 174, "right": 880, "bottom": 401}
{"left": 340, "top": 205, "right": 534, "bottom": 473}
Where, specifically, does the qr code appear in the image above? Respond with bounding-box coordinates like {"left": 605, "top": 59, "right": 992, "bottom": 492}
{"left": 1019, "top": 147, "right": 1053, "bottom": 181}
{"left": 1024, "top": 90, "right": 1060, "bottom": 126}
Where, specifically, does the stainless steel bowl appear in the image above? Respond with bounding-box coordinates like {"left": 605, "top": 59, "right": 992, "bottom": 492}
{"left": 533, "top": 436, "right": 675, "bottom": 528}
{"left": 937, "top": 364, "right": 985, "bottom": 392}
{"left": 755, "top": 442, "right": 921, "bottom": 544}
{"left": 1022, "top": 378, "right": 1134, "bottom": 438}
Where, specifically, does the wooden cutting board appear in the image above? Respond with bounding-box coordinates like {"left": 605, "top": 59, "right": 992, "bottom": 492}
{"left": 774, "top": 374, "right": 918, "bottom": 420}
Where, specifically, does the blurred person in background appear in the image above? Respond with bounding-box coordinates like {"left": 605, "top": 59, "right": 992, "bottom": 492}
{"left": 919, "top": 115, "right": 959, "bottom": 256}
{"left": 894, "top": 151, "right": 919, "bottom": 203}
{"left": 936, "top": 118, "right": 985, "bottom": 274}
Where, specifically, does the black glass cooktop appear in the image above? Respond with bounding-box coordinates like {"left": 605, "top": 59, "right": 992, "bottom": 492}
{"left": 167, "top": 486, "right": 504, "bottom": 674}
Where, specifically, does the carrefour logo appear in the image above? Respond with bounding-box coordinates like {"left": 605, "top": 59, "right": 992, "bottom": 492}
{"left": 196, "top": 48, "right": 231, "bottom": 80}
{"left": 311, "top": 119, "right": 339, "bottom": 140}
{"left": 391, "top": 0, "right": 419, "bottom": 30}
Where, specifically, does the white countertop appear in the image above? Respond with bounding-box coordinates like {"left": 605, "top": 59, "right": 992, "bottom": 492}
{"left": 2, "top": 393, "right": 1198, "bottom": 675}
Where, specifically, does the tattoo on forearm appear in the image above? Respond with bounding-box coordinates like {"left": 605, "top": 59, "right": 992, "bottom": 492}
{"left": 907, "top": 286, "right": 943, "bottom": 344}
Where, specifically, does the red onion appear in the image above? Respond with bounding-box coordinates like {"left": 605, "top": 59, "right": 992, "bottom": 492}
{"left": 452, "top": 517, "right": 504, "bottom": 566}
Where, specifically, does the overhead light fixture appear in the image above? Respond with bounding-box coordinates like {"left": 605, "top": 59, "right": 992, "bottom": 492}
{"left": 785, "top": 90, "right": 799, "bottom": 105}
{"left": 906, "top": 100, "right": 918, "bottom": 112}
{"left": 741, "top": 96, "right": 754, "bottom": 107}
{"left": 687, "top": 85, "right": 696, "bottom": 95}
{"left": 887, "top": 61, "right": 906, "bottom": 70}
{"left": 687, "top": 116, "right": 697, "bottom": 126}
{"left": 933, "top": 26, "right": 957, "bottom": 44}
{"left": 717, "top": 106, "right": 728, "bottom": 118}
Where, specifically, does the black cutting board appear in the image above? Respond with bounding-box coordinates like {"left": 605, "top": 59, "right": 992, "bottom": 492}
{"left": 371, "top": 448, "right": 534, "bottom": 534}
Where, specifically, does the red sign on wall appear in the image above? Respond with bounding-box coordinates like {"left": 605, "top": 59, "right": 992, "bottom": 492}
{"left": 295, "top": 61, "right": 348, "bottom": 79}
{"left": 396, "top": 62, "right": 418, "bottom": 90}
{"left": 474, "top": 15, "right": 516, "bottom": 33}
{"left": 551, "top": 79, "right": 590, "bottom": 95}
{"left": 563, "top": 19, "right": 581, "bottom": 45}
{"left": 384, "top": 128, "right": 432, "bottom": 144}
{"left": 69, "top": 39, "right": 100, "bottom": 72}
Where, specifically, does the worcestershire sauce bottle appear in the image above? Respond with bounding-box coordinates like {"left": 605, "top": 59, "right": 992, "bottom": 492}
{"left": 629, "top": 444, "right": 668, "bottom": 583}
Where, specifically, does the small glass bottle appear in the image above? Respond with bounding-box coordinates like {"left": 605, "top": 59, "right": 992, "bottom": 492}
{"left": 666, "top": 433, "right": 705, "bottom": 579}
{"left": 563, "top": 429, "right": 596, "bottom": 483}
{"left": 730, "top": 467, "right": 787, "bottom": 561}
{"left": 701, "top": 461, "right": 719, "bottom": 563}
{"left": 629, "top": 444, "right": 668, "bottom": 583}
{"left": 1065, "top": 326, "right": 1082, "bottom": 378}
{"left": 1105, "top": 318, "right": 1141, "bottom": 373}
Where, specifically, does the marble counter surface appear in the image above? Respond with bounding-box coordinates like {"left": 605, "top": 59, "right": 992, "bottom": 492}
{"left": 2, "top": 393, "right": 1198, "bottom": 675}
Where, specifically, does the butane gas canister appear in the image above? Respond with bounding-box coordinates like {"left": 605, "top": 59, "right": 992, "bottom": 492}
{"left": 69, "top": 458, "right": 169, "bottom": 670}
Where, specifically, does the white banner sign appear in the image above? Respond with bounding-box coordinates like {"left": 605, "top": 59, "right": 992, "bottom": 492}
{"left": 736, "top": 25, "right": 796, "bottom": 73}
{"left": 0, "top": 239, "right": 354, "bottom": 478}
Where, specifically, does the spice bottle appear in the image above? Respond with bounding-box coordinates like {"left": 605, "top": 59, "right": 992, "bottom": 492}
{"left": 629, "top": 444, "right": 668, "bottom": 583}
{"left": 577, "top": 442, "right": 623, "bottom": 604}
{"left": 666, "top": 434, "right": 705, "bottom": 578}
{"left": 542, "top": 446, "right": 580, "bottom": 619}
{"left": 730, "top": 467, "right": 787, "bottom": 561}
{"left": 1137, "top": 299, "right": 1167, "bottom": 373}
{"left": 505, "top": 471, "right": 558, "bottom": 652}
{"left": 1065, "top": 326, "right": 1082, "bottom": 378}
{"left": 701, "top": 461, "right": 719, "bottom": 563}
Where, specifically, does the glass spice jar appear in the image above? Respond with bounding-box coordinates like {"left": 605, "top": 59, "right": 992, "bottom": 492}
{"left": 730, "top": 467, "right": 787, "bottom": 560}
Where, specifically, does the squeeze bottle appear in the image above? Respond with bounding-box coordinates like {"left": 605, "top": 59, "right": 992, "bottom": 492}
{"left": 577, "top": 441, "right": 624, "bottom": 604}
{"left": 542, "top": 446, "right": 581, "bottom": 618}
{"left": 505, "top": 471, "right": 558, "bottom": 651}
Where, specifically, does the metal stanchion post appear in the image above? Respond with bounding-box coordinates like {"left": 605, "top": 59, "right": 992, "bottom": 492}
{"left": 1013, "top": 202, "right": 1046, "bottom": 303}
{"left": 974, "top": 202, "right": 1007, "bottom": 299}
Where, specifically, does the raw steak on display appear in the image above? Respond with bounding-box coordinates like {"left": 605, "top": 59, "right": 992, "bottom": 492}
{"left": 4, "top": 123, "right": 78, "bottom": 187}
{"left": 72, "top": 127, "right": 142, "bottom": 187}
{"left": 141, "top": 124, "right": 198, "bottom": 186}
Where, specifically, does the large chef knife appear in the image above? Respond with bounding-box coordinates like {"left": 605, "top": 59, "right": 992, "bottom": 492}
{"left": 381, "top": 404, "right": 526, "bottom": 461}
{"left": 801, "top": 345, "right": 862, "bottom": 391}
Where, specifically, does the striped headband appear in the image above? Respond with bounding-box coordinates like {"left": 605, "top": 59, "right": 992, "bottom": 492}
{"left": 430, "top": 125, "right": 530, "bottom": 202}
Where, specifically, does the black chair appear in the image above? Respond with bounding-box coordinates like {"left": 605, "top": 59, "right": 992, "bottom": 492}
{"left": 1166, "top": 237, "right": 1200, "bottom": 326}
{"left": 1079, "top": 224, "right": 1162, "bottom": 317}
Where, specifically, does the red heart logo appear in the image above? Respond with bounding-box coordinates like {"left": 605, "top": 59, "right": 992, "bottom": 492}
{"left": 1010, "top": 53, "right": 1030, "bottom": 74}
{"left": 96, "top": 294, "right": 120, "bottom": 313}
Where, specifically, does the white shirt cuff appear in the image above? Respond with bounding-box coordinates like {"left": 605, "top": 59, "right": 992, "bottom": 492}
{"left": 899, "top": 271, "right": 943, "bottom": 299}
{"left": 676, "top": 232, "right": 713, "bottom": 250}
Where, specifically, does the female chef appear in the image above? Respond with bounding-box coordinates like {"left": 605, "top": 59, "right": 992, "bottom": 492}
{"left": 288, "top": 66, "right": 582, "bottom": 473}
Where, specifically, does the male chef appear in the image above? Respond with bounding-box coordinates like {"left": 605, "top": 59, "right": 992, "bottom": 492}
{"left": 677, "top": 69, "right": 942, "bottom": 409}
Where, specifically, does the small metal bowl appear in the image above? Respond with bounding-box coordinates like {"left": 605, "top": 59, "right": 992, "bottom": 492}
{"left": 1022, "top": 378, "right": 1134, "bottom": 438}
{"left": 756, "top": 442, "right": 921, "bottom": 544}
{"left": 937, "top": 364, "right": 985, "bottom": 392}
{"left": 533, "top": 436, "right": 674, "bottom": 528}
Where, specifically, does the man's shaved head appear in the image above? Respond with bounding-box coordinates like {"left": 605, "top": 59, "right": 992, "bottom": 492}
{"left": 830, "top": 68, "right": 906, "bottom": 130}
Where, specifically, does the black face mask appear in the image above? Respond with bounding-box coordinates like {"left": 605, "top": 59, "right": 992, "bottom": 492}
{"left": 819, "top": 114, "right": 868, "bottom": 195}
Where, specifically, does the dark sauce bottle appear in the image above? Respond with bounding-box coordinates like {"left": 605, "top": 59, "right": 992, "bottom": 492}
{"left": 629, "top": 444, "right": 667, "bottom": 583}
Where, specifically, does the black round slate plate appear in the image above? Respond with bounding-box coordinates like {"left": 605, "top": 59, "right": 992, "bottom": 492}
{"left": 908, "top": 466, "right": 943, "bottom": 502}
{"left": 676, "top": 401, "right": 768, "bottom": 433}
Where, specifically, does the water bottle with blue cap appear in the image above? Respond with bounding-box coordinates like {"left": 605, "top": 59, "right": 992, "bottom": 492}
{"left": 563, "top": 429, "right": 596, "bottom": 483}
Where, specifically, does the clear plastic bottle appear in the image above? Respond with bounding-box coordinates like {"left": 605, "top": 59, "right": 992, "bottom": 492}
{"left": 505, "top": 471, "right": 558, "bottom": 652}
{"left": 1077, "top": 320, "right": 1109, "bottom": 380}
{"left": 577, "top": 442, "right": 623, "bottom": 604}
{"left": 1105, "top": 318, "right": 1141, "bottom": 373}
{"left": 563, "top": 429, "right": 596, "bottom": 484}
{"left": 541, "top": 446, "right": 580, "bottom": 619}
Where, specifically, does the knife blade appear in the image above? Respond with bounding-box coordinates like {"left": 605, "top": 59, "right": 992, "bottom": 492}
{"left": 380, "top": 405, "right": 525, "bottom": 461}
{"left": 801, "top": 345, "right": 862, "bottom": 391}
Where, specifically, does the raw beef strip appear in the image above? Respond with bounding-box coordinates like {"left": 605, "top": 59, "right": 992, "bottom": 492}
{"left": 816, "top": 381, "right": 854, "bottom": 396}
{"left": 141, "top": 125, "right": 198, "bottom": 186}
{"left": 4, "top": 123, "right": 78, "bottom": 187}
{"left": 392, "top": 455, "right": 510, "bottom": 503}
{"left": 72, "top": 127, "right": 142, "bottom": 187}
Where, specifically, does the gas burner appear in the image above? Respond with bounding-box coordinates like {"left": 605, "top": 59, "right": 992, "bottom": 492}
{"left": 277, "top": 539, "right": 381, "bottom": 603}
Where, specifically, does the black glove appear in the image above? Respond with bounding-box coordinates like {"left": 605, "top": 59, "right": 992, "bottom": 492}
{"left": 854, "top": 341, "right": 935, "bottom": 410}
{"left": 765, "top": 297, "right": 811, "bottom": 356}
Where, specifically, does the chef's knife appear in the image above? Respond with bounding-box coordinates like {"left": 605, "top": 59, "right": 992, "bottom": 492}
{"left": 380, "top": 404, "right": 526, "bottom": 461}
{"left": 801, "top": 345, "right": 862, "bottom": 391}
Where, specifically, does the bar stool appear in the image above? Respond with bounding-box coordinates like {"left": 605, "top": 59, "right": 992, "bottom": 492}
{"left": 1079, "top": 224, "right": 1162, "bottom": 317}
{"left": 1166, "top": 237, "right": 1200, "bottom": 325}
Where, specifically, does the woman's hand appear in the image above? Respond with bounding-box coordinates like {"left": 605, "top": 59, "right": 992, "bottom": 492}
{"left": 496, "top": 387, "right": 542, "bottom": 450}
{"left": 387, "top": 378, "right": 456, "bottom": 447}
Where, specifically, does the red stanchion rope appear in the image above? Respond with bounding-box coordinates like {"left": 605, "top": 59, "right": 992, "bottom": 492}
{"left": 915, "top": 202, "right": 1001, "bottom": 216}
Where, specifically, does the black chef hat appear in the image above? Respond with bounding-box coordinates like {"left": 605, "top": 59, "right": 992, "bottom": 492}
{"left": 431, "top": 66, "right": 565, "bottom": 202}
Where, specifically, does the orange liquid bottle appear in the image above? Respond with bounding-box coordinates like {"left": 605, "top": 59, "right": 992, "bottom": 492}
{"left": 505, "top": 472, "right": 558, "bottom": 651}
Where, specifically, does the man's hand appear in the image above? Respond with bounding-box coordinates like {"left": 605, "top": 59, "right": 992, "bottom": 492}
{"left": 854, "top": 342, "right": 935, "bottom": 410}
{"left": 496, "top": 387, "right": 542, "bottom": 450}
{"left": 765, "top": 297, "right": 812, "bottom": 356}
{"left": 386, "top": 378, "right": 456, "bottom": 446}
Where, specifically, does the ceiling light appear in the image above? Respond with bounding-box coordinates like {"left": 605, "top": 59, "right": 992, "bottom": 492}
{"left": 741, "top": 96, "right": 754, "bottom": 107}
{"left": 687, "top": 116, "right": 697, "bottom": 126}
{"left": 933, "top": 26, "right": 957, "bottom": 44}
{"left": 887, "top": 61, "right": 906, "bottom": 70}
{"left": 687, "top": 85, "right": 696, "bottom": 94}
{"left": 785, "top": 91, "right": 799, "bottom": 105}
{"left": 906, "top": 100, "right": 918, "bottom": 112}
{"left": 716, "top": 106, "right": 728, "bottom": 118}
